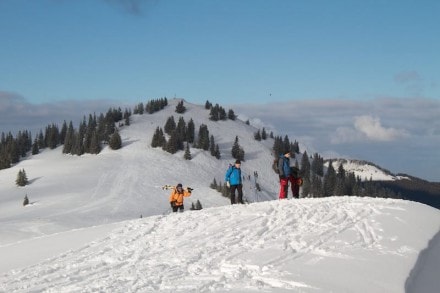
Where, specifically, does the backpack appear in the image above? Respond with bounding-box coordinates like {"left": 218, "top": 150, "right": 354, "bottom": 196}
{"left": 272, "top": 158, "right": 279, "bottom": 174}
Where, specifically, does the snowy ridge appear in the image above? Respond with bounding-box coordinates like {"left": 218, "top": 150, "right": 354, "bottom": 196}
{"left": 328, "top": 159, "right": 410, "bottom": 181}
{"left": 1, "top": 197, "right": 439, "bottom": 292}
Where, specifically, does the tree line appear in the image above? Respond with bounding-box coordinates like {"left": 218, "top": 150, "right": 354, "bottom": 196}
{"left": 0, "top": 107, "right": 129, "bottom": 171}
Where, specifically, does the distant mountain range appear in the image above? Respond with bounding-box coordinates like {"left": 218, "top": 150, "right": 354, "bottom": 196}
{"left": 330, "top": 159, "right": 440, "bottom": 209}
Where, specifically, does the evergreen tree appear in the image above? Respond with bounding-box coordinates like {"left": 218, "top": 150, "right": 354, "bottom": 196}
{"left": 186, "top": 118, "right": 195, "bottom": 143}
{"left": 254, "top": 130, "right": 261, "bottom": 141}
{"left": 63, "top": 121, "right": 75, "bottom": 154}
{"left": 23, "top": 194, "right": 29, "bottom": 206}
{"left": 45, "top": 124, "right": 60, "bottom": 149}
{"left": 31, "top": 139, "right": 39, "bottom": 155}
{"left": 310, "top": 174, "right": 324, "bottom": 197}
{"left": 209, "top": 105, "right": 219, "bottom": 121}
{"left": 205, "top": 100, "right": 212, "bottom": 109}
{"left": 300, "top": 151, "right": 310, "bottom": 179}
{"left": 124, "top": 108, "right": 131, "bottom": 126}
{"left": 164, "top": 116, "right": 176, "bottom": 135}
{"left": 184, "top": 143, "right": 192, "bottom": 160}
{"left": 60, "top": 121, "right": 68, "bottom": 145}
{"left": 209, "top": 135, "right": 216, "bottom": 156}
{"left": 195, "top": 200, "right": 203, "bottom": 210}
{"left": 334, "top": 163, "right": 346, "bottom": 196}
{"left": 163, "top": 130, "right": 179, "bottom": 154}
{"left": 89, "top": 131, "right": 101, "bottom": 154}
{"left": 176, "top": 117, "right": 187, "bottom": 142}
{"left": 175, "top": 100, "right": 186, "bottom": 113}
{"left": 151, "top": 127, "right": 166, "bottom": 148}
{"left": 323, "top": 161, "right": 337, "bottom": 197}
{"left": 197, "top": 124, "right": 210, "bottom": 150}
{"left": 228, "top": 109, "right": 236, "bottom": 120}
{"left": 261, "top": 128, "right": 267, "bottom": 140}
{"left": 214, "top": 144, "right": 221, "bottom": 159}
{"left": 231, "top": 136, "right": 245, "bottom": 161}
{"left": 291, "top": 140, "right": 300, "bottom": 154}
{"left": 210, "top": 178, "right": 218, "bottom": 189}
{"left": 16, "top": 169, "right": 28, "bottom": 187}
{"left": 109, "top": 130, "right": 122, "bottom": 150}
{"left": 311, "top": 153, "right": 324, "bottom": 177}
{"left": 272, "top": 136, "right": 284, "bottom": 157}
{"left": 37, "top": 130, "right": 46, "bottom": 149}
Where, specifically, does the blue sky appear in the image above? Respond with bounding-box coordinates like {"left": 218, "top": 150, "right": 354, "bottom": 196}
{"left": 1, "top": 0, "right": 439, "bottom": 181}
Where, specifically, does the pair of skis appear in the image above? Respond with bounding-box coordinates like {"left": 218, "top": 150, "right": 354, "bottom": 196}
{"left": 162, "top": 185, "right": 193, "bottom": 192}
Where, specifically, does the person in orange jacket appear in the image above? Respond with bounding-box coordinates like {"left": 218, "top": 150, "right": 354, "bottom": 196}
{"left": 169, "top": 183, "right": 192, "bottom": 212}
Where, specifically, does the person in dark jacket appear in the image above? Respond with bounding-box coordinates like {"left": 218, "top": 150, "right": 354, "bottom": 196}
{"left": 278, "top": 151, "right": 302, "bottom": 199}
{"left": 225, "top": 160, "right": 244, "bottom": 204}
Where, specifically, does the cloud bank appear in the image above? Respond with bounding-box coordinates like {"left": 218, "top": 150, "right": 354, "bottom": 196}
{"left": 0, "top": 91, "right": 127, "bottom": 135}
{"left": 233, "top": 97, "right": 440, "bottom": 181}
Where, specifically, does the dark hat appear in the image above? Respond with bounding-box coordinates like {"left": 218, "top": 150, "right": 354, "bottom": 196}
{"left": 177, "top": 183, "right": 183, "bottom": 188}
{"left": 284, "top": 149, "right": 291, "bottom": 155}
{"left": 235, "top": 159, "right": 241, "bottom": 164}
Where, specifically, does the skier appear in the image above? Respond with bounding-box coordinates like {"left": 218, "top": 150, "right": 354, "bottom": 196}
{"left": 169, "top": 183, "right": 192, "bottom": 212}
{"left": 225, "top": 160, "right": 244, "bottom": 204}
{"left": 278, "top": 151, "right": 302, "bottom": 199}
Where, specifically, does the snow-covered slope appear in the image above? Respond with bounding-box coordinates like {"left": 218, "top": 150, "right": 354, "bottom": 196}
{"left": 0, "top": 99, "right": 277, "bottom": 245}
{"left": 1, "top": 197, "right": 439, "bottom": 292}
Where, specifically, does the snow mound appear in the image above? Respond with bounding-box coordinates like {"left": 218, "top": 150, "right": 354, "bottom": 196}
{"left": 1, "top": 197, "right": 439, "bottom": 292}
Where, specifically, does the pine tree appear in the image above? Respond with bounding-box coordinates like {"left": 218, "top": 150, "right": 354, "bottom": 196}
{"left": 228, "top": 109, "right": 236, "bottom": 120}
{"left": 151, "top": 127, "right": 166, "bottom": 148}
{"left": 197, "top": 124, "right": 210, "bottom": 150}
{"left": 163, "top": 130, "right": 179, "bottom": 154}
{"left": 186, "top": 118, "right": 195, "bottom": 143}
{"left": 109, "top": 130, "right": 122, "bottom": 150}
{"left": 261, "top": 128, "right": 267, "bottom": 140}
{"left": 205, "top": 100, "right": 212, "bottom": 109}
{"left": 231, "top": 136, "right": 245, "bottom": 161}
{"left": 300, "top": 151, "right": 310, "bottom": 179}
{"left": 89, "top": 131, "right": 101, "bottom": 154}
{"left": 164, "top": 116, "right": 176, "bottom": 135}
{"left": 31, "top": 139, "right": 39, "bottom": 155}
{"left": 254, "top": 130, "right": 261, "bottom": 141}
{"left": 209, "top": 135, "right": 216, "bottom": 156}
{"left": 16, "top": 169, "right": 28, "bottom": 187}
{"left": 195, "top": 200, "right": 203, "bottom": 210}
{"left": 175, "top": 100, "right": 186, "bottom": 113}
{"left": 23, "top": 194, "right": 29, "bottom": 206}
{"left": 323, "top": 161, "right": 337, "bottom": 197}
{"left": 184, "top": 143, "right": 192, "bottom": 160}
{"left": 210, "top": 178, "right": 218, "bottom": 189}
{"left": 214, "top": 144, "right": 221, "bottom": 159}
{"left": 63, "top": 121, "right": 75, "bottom": 154}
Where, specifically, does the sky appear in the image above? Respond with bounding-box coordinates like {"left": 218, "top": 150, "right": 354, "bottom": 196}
{"left": 0, "top": 0, "right": 439, "bottom": 181}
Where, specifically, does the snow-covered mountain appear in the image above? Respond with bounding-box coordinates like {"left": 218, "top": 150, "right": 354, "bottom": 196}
{"left": 1, "top": 99, "right": 439, "bottom": 292}
{"left": 328, "top": 159, "right": 410, "bottom": 181}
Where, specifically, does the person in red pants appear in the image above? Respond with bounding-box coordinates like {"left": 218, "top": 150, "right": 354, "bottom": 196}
{"left": 277, "top": 151, "right": 302, "bottom": 199}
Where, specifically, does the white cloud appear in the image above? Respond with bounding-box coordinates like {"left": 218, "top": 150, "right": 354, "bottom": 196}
{"left": 353, "top": 115, "right": 409, "bottom": 142}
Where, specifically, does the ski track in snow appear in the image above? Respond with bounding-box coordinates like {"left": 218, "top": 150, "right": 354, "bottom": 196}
{"left": 2, "top": 197, "right": 429, "bottom": 293}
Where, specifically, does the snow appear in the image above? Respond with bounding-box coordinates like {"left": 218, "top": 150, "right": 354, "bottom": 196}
{"left": 1, "top": 99, "right": 439, "bottom": 292}
{"left": 329, "top": 159, "right": 410, "bottom": 181}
